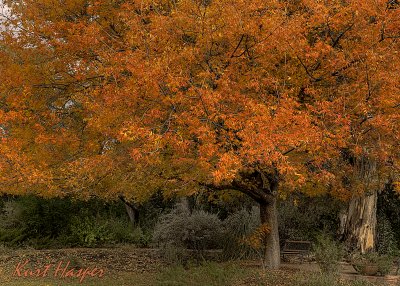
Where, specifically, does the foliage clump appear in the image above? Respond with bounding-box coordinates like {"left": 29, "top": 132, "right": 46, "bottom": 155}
{"left": 313, "top": 233, "right": 344, "bottom": 274}
{"left": 153, "top": 202, "right": 224, "bottom": 251}
{"left": 351, "top": 252, "right": 393, "bottom": 276}
{"left": 278, "top": 196, "right": 342, "bottom": 241}
{"left": 221, "top": 207, "right": 261, "bottom": 259}
{"left": 0, "top": 196, "right": 137, "bottom": 248}
{"left": 376, "top": 211, "right": 399, "bottom": 256}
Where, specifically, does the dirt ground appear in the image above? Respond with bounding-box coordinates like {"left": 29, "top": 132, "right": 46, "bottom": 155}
{"left": 0, "top": 246, "right": 166, "bottom": 274}
{"left": 0, "top": 247, "right": 399, "bottom": 286}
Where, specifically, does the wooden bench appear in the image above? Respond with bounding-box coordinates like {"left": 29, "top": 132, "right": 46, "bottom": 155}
{"left": 281, "top": 240, "right": 312, "bottom": 262}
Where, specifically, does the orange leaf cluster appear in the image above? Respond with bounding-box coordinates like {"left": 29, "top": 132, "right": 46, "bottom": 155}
{"left": 0, "top": 0, "right": 398, "bottom": 200}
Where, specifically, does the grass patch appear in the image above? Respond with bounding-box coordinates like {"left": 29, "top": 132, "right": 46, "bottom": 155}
{"left": 0, "top": 271, "right": 151, "bottom": 286}
{"left": 154, "top": 262, "right": 251, "bottom": 286}
{"left": 1, "top": 265, "right": 389, "bottom": 286}
{"left": 0, "top": 247, "right": 391, "bottom": 286}
{"left": 0, "top": 261, "right": 256, "bottom": 286}
{"left": 293, "top": 273, "right": 387, "bottom": 286}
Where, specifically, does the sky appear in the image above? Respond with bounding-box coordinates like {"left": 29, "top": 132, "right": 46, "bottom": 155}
{"left": 0, "top": 0, "right": 10, "bottom": 27}
{"left": 0, "top": 1, "right": 7, "bottom": 30}
{"left": 1, "top": 1, "right": 15, "bottom": 36}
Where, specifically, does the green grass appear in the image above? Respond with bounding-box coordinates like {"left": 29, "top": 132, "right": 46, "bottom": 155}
{"left": 153, "top": 262, "right": 251, "bottom": 286}
{"left": 1, "top": 264, "right": 391, "bottom": 286}
{"left": 0, "top": 246, "right": 393, "bottom": 286}
{"left": 0, "top": 262, "right": 256, "bottom": 286}
{"left": 1, "top": 272, "right": 146, "bottom": 286}
{"left": 292, "top": 273, "right": 387, "bottom": 286}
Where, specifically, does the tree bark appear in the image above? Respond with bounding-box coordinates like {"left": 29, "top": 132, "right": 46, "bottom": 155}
{"left": 340, "top": 190, "right": 377, "bottom": 253}
{"left": 178, "top": 196, "right": 191, "bottom": 213}
{"left": 119, "top": 196, "right": 139, "bottom": 227}
{"left": 259, "top": 197, "right": 281, "bottom": 269}
{"left": 124, "top": 202, "right": 139, "bottom": 227}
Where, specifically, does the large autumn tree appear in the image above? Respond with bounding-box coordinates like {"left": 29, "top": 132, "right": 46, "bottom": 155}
{"left": 1, "top": 0, "right": 399, "bottom": 268}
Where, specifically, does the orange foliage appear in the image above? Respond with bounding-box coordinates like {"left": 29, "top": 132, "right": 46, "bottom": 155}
{"left": 0, "top": 0, "right": 399, "bottom": 200}
{"left": 243, "top": 223, "right": 271, "bottom": 251}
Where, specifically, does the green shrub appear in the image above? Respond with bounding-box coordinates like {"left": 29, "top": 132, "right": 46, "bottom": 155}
{"left": 14, "top": 196, "right": 75, "bottom": 239}
{"left": 377, "top": 184, "right": 400, "bottom": 250}
{"left": 376, "top": 211, "right": 398, "bottom": 256}
{"left": 69, "top": 216, "right": 114, "bottom": 247}
{"left": 376, "top": 254, "right": 393, "bottom": 276}
{"left": 313, "top": 233, "right": 344, "bottom": 273}
{"left": 221, "top": 207, "right": 260, "bottom": 260}
{"left": 153, "top": 203, "right": 224, "bottom": 251}
{"left": 105, "top": 217, "right": 135, "bottom": 243}
{"left": 132, "top": 227, "right": 152, "bottom": 247}
{"left": 0, "top": 196, "right": 137, "bottom": 248}
{"left": 351, "top": 252, "right": 393, "bottom": 276}
{"left": 0, "top": 200, "right": 23, "bottom": 228}
{"left": 0, "top": 200, "right": 32, "bottom": 245}
{"left": 278, "top": 196, "right": 342, "bottom": 242}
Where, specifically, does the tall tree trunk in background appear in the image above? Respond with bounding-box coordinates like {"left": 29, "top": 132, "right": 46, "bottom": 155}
{"left": 340, "top": 191, "right": 377, "bottom": 253}
{"left": 259, "top": 196, "right": 280, "bottom": 269}
{"left": 124, "top": 202, "right": 139, "bottom": 227}
{"left": 178, "top": 196, "right": 191, "bottom": 213}
{"left": 119, "top": 196, "right": 139, "bottom": 227}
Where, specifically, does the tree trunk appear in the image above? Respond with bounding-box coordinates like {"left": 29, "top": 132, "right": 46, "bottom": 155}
{"left": 178, "top": 196, "right": 191, "bottom": 213}
{"left": 119, "top": 196, "right": 139, "bottom": 227}
{"left": 340, "top": 190, "right": 377, "bottom": 253}
{"left": 124, "top": 202, "right": 139, "bottom": 227}
{"left": 259, "top": 197, "right": 280, "bottom": 269}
